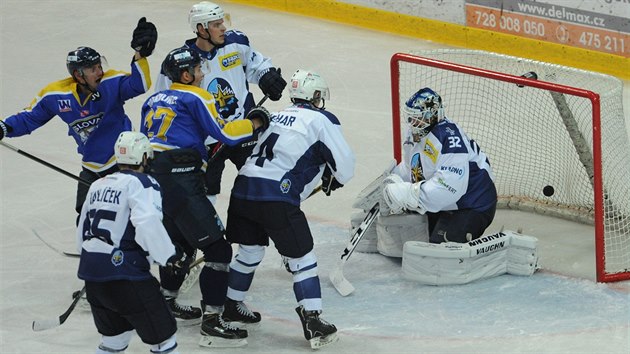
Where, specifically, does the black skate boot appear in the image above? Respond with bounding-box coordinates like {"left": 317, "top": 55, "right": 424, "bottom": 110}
{"left": 295, "top": 305, "right": 339, "bottom": 349}
{"left": 222, "top": 298, "right": 261, "bottom": 329}
{"left": 165, "top": 297, "right": 202, "bottom": 325}
{"left": 199, "top": 302, "right": 248, "bottom": 348}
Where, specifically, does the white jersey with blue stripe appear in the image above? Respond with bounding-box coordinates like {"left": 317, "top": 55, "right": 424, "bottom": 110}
{"left": 76, "top": 170, "right": 175, "bottom": 282}
{"left": 394, "top": 118, "right": 497, "bottom": 213}
{"left": 232, "top": 103, "right": 355, "bottom": 206}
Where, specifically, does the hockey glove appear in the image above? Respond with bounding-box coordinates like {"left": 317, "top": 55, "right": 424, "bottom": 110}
{"left": 321, "top": 165, "right": 343, "bottom": 196}
{"left": 0, "top": 120, "right": 11, "bottom": 140}
{"left": 382, "top": 175, "right": 426, "bottom": 215}
{"left": 258, "top": 68, "right": 287, "bottom": 101}
{"left": 131, "top": 17, "right": 158, "bottom": 57}
{"left": 165, "top": 246, "right": 188, "bottom": 278}
{"left": 246, "top": 106, "right": 271, "bottom": 133}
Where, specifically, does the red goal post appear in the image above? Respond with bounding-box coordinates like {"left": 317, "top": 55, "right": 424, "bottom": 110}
{"left": 390, "top": 50, "right": 630, "bottom": 282}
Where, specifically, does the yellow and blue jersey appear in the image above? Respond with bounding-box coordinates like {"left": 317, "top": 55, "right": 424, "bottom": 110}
{"left": 4, "top": 58, "right": 151, "bottom": 172}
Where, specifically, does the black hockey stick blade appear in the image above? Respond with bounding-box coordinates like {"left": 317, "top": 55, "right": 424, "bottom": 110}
{"left": 329, "top": 203, "right": 380, "bottom": 296}
{"left": 32, "top": 286, "right": 86, "bottom": 331}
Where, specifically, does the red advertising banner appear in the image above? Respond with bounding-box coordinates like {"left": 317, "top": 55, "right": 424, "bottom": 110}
{"left": 466, "top": 0, "right": 629, "bottom": 58}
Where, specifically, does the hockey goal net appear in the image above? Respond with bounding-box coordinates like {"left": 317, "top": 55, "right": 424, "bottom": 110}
{"left": 390, "top": 50, "right": 630, "bottom": 282}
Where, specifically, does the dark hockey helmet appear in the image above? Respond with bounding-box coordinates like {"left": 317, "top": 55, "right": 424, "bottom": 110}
{"left": 162, "top": 47, "right": 202, "bottom": 83}
{"left": 66, "top": 46, "right": 102, "bottom": 76}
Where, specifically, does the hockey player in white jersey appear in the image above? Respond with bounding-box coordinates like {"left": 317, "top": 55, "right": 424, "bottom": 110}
{"left": 224, "top": 69, "right": 355, "bottom": 349}
{"left": 153, "top": 1, "right": 287, "bottom": 204}
{"left": 77, "top": 132, "right": 181, "bottom": 354}
{"left": 382, "top": 87, "right": 497, "bottom": 243}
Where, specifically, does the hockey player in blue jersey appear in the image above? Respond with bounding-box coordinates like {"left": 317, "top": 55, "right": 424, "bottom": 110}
{"left": 223, "top": 69, "right": 355, "bottom": 349}
{"left": 77, "top": 132, "right": 181, "bottom": 354}
{"left": 141, "top": 46, "right": 269, "bottom": 348}
{"left": 0, "top": 17, "right": 157, "bottom": 216}
{"left": 382, "top": 87, "right": 497, "bottom": 243}
{"left": 153, "top": 1, "right": 287, "bottom": 205}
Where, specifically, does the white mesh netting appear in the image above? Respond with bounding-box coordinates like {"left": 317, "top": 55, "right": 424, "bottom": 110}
{"left": 393, "top": 49, "right": 630, "bottom": 280}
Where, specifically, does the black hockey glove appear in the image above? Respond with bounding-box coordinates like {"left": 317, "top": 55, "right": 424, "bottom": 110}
{"left": 131, "top": 17, "right": 158, "bottom": 57}
{"left": 165, "top": 245, "right": 188, "bottom": 278}
{"left": 246, "top": 106, "right": 271, "bottom": 133}
{"left": 321, "top": 165, "right": 343, "bottom": 196}
{"left": 0, "top": 120, "right": 11, "bottom": 140}
{"left": 258, "top": 68, "right": 287, "bottom": 101}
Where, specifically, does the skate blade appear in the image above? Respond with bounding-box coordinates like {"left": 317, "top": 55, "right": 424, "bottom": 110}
{"left": 176, "top": 317, "right": 202, "bottom": 326}
{"left": 309, "top": 332, "right": 339, "bottom": 349}
{"left": 198, "top": 335, "right": 247, "bottom": 348}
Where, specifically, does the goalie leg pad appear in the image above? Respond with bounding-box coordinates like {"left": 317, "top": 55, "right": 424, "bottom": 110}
{"left": 402, "top": 230, "right": 538, "bottom": 285}
{"left": 376, "top": 213, "right": 429, "bottom": 257}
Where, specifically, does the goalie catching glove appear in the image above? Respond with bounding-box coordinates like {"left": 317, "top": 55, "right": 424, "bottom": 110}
{"left": 321, "top": 165, "right": 343, "bottom": 196}
{"left": 258, "top": 68, "right": 287, "bottom": 101}
{"left": 131, "top": 17, "right": 158, "bottom": 57}
{"left": 382, "top": 174, "right": 426, "bottom": 215}
{"left": 246, "top": 106, "right": 271, "bottom": 133}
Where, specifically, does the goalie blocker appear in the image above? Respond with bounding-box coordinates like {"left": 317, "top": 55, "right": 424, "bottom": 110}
{"left": 402, "top": 230, "right": 539, "bottom": 285}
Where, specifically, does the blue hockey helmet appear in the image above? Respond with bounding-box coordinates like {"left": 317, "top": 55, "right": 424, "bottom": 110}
{"left": 403, "top": 87, "right": 444, "bottom": 139}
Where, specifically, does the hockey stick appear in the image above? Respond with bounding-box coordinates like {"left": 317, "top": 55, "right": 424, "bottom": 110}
{"left": 180, "top": 184, "right": 324, "bottom": 294}
{"left": 0, "top": 141, "right": 90, "bottom": 186}
{"left": 329, "top": 202, "right": 380, "bottom": 296}
{"left": 32, "top": 286, "right": 86, "bottom": 331}
{"left": 31, "top": 229, "right": 79, "bottom": 258}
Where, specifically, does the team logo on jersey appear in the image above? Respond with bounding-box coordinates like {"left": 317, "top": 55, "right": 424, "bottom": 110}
{"left": 219, "top": 52, "right": 241, "bottom": 70}
{"left": 207, "top": 78, "right": 239, "bottom": 119}
{"left": 111, "top": 250, "right": 124, "bottom": 266}
{"left": 410, "top": 153, "right": 424, "bottom": 183}
{"left": 423, "top": 140, "right": 438, "bottom": 164}
{"left": 280, "top": 178, "right": 291, "bottom": 194}
{"left": 57, "top": 99, "right": 72, "bottom": 112}
{"left": 70, "top": 113, "right": 104, "bottom": 143}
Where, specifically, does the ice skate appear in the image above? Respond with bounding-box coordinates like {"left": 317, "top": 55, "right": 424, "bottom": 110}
{"left": 295, "top": 305, "right": 339, "bottom": 349}
{"left": 166, "top": 297, "right": 202, "bottom": 325}
{"left": 222, "top": 298, "right": 261, "bottom": 329}
{"left": 199, "top": 312, "right": 248, "bottom": 348}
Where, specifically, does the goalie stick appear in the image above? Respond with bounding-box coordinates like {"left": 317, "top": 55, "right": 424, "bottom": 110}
{"left": 32, "top": 286, "right": 86, "bottom": 331}
{"left": 329, "top": 202, "right": 380, "bottom": 296}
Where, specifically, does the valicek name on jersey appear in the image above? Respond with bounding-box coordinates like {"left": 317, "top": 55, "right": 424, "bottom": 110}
{"left": 146, "top": 93, "right": 179, "bottom": 106}
{"left": 89, "top": 187, "right": 121, "bottom": 205}
{"left": 271, "top": 114, "right": 296, "bottom": 127}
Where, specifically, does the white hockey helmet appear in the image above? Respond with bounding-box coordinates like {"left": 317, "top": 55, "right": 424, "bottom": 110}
{"left": 289, "top": 69, "right": 330, "bottom": 106}
{"left": 188, "top": 1, "right": 225, "bottom": 33}
{"left": 114, "top": 131, "right": 153, "bottom": 165}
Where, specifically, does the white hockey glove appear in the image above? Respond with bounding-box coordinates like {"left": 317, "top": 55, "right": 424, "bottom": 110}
{"left": 382, "top": 175, "right": 426, "bottom": 215}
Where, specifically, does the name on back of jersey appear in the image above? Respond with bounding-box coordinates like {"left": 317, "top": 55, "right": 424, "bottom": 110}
{"left": 146, "top": 93, "right": 178, "bottom": 106}
{"left": 271, "top": 114, "right": 296, "bottom": 127}
{"left": 89, "top": 186, "right": 122, "bottom": 205}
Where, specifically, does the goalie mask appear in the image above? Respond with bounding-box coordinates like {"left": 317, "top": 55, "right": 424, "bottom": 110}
{"left": 404, "top": 87, "right": 444, "bottom": 141}
{"left": 289, "top": 69, "right": 330, "bottom": 109}
{"left": 115, "top": 132, "right": 154, "bottom": 166}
